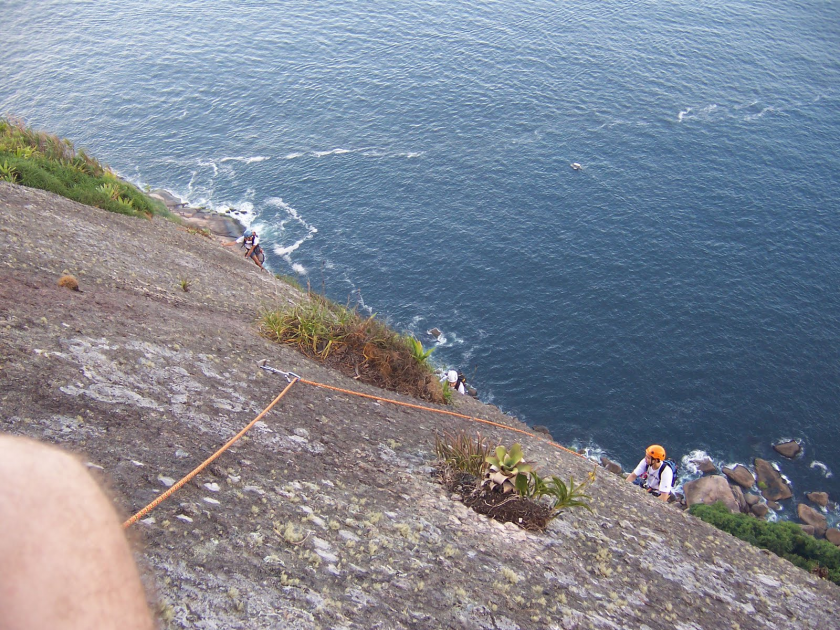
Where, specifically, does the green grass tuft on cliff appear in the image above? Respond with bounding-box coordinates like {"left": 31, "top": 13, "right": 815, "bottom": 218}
{"left": 690, "top": 502, "right": 840, "bottom": 585}
{"left": 0, "top": 117, "right": 170, "bottom": 219}
{"left": 260, "top": 292, "right": 448, "bottom": 404}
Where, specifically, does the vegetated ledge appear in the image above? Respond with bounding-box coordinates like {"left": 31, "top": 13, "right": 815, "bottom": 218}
{"left": 1, "top": 180, "right": 838, "bottom": 629}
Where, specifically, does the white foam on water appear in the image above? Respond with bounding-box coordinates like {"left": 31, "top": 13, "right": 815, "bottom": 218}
{"left": 220, "top": 156, "right": 271, "bottom": 164}
{"left": 780, "top": 472, "right": 794, "bottom": 489}
{"left": 745, "top": 106, "right": 776, "bottom": 121}
{"left": 810, "top": 461, "right": 833, "bottom": 478}
{"left": 436, "top": 332, "right": 465, "bottom": 348}
{"left": 680, "top": 449, "right": 712, "bottom": 476}
{"left": 677, "top": 104, "right": 719, "bottom": 124}
{"left": 265, "top": 197, "right": 318, "bottom": 271}
{"left": 313, "top": 148, "right": 352, "bottom": 157}
{"left": 571, "top": 442, "right": 607, "bottom": 465}
{"left": 290, "top": 263, "right": 307, "bottom": 275}
{"left": 215, "top": 200, "right": 257, "bottom": 229}
{"left": 197, "top": 159, "right": 219, "bottom": 177}
{"left": 283, "top": 152, "right": 305, "bottom": 160}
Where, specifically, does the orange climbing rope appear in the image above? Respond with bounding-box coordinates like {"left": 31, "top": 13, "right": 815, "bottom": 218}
{"left": 296, "top": 376, "right": 587, "bottom": 458}
{"left": 123, "top": 365, "right": 587, "bottom": 528}
{"left": 122, "top": 377, "right": 299, "bottom": 528}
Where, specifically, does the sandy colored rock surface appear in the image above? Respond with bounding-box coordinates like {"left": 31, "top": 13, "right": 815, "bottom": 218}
{"left": 807, "top": 492, "right": 829, "bottom": 508}
{"left": 797, "top": 504, "right": 828, "bottom": 539}
{"left": 2, "top": 182, "right": 839, "bottom": 629}
{"left": 754, "top": 458, "right": 793, "bottom": 502}
{"left": 723, "top": 464, "right": 755, "bottom": 489}
{"left": 772, "top": 440, "right": 801, "bottom": 459}
{"left": 683, "top": 475, "right": 740, "bottom": 514}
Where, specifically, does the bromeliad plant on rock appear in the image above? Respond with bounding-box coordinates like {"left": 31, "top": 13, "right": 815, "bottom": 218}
{"left": 433, "top": 432, "right": 594, "bottom": 531}
{"left": 484, "top": 443, "right": 533, "bottom": 494}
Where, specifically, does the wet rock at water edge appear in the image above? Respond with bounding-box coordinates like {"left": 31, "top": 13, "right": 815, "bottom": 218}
{"left": 599, "top": 456, "right": 623, "bottom": 476}
{"left": 691, "top": 457, "right": 717, "bottom": 475}
{"left": 797, "top": 504, "right": 827, "bottom": 538}
{"left": 826, "top": 529, "right": 840, "bottom": 546}
{"left": 772, "top": 440, "right": 802, "bottom": 459}
{"left": 806, "top": 491, "right": 829, "bottom": 508}
{"left": 532, "top": 425, "right": 554, "bottom": 441}
{"left": 754, "top": 458, "right": 792, "bottom": 502}
{"left": 722, "top": 465, "right": 755, "bottom": 489}
{"left": 751, "top": 503, "right": 769, "bottom": 518}
{"left": 729, "top": 484, "right": 748, "bottom": 513}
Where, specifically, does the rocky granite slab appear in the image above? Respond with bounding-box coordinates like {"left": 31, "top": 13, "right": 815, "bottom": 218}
{"left": 2, "top": 182, "right": 839, "bottom": 629}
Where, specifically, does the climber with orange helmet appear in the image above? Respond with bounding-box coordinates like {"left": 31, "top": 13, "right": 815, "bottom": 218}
{"left": 625, "top": 444, "right": 675, "bottom": 502}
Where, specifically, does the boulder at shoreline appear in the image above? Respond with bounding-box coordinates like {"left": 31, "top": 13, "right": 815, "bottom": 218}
{"left": 797, "top": 504, "right": 828, "bottom": 538}
{"left": 754, "top": 458, "right": 793, "bottom": 502}
{"left": 723, "top": 464, "right": 755, "bottom": 489}
{"left": 806, "top": 491, "right": 829, "bottom": 508}
{"left": 683, "top": 475, "right": 740, "bottom": 513}
{"left": 773, "top": 440, "right": 802, "bottom": 459}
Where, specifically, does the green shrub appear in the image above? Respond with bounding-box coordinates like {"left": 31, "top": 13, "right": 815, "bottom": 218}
{"left": 0, "top": 116, "right": 171, "bottom": 219}
{"left": 690, "top": 502, "right": 840, "bottom": 585}
{"left": 274, "top": 274, "right": 304, "bottom": 291}
{"left": 434, "top": 430, "right": 494, "bottom": 477}
{"left": 261, "top": 294, "right": 448, "bottom": 403}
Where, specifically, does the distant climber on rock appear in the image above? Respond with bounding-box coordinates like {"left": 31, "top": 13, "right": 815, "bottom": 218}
{"left": 441, "top": 369, "right": 467, "bottom": 395}
{"left": 625, "top": 444, "right": 675, "bottom": 502}
{"left": 223, "top": 228, "right": 266, "bottom": 271}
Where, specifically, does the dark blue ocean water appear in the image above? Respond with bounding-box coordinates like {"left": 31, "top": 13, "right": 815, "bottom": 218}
{"left": 3, "top": 1, "right": 840, "bottom": 515}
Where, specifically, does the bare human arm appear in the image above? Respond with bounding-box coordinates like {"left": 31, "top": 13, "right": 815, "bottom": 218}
{"left": 0, "top": 435, "right": 153, "bottom": 630}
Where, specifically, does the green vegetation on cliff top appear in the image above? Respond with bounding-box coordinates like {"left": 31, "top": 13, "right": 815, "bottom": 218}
{"left": 0, "top": 117, "right": 169, "bottom": 219}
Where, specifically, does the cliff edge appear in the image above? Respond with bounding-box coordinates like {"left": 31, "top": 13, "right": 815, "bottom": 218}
{"left": 1, "top": 182, "right": 837, "bottom": 629}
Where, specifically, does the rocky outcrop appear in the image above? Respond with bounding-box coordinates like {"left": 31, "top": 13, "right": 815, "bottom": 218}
{"left": 2, "top": 183, "right": 839, "bottom": 630}
{"left": 797, "top": 504, "right": 828, "bottom": 538}
{"left": 723, "top": 464, "right": 755, "bottom": 489}
{"left": 729, "top": 483, "right": 748, "bottom": 513}
{"left": 772, "top": 440, "right": 802, "bottom": 459}
{"left": 807, "top": 492, "right": 829, "bottom": 508}
{"left": 754, "top": 458, "right": 793, "bottom": 502}
{"left": 683, "top": 475, "right": 740, "bottom": 513}
{"left": 752, "top": 503, "right": 769, "bottom": 518}
{"left": 826, "top": 529, "right": 840, "bottom": 546}
{"left": 692, "top": 457, "right": 718, "bottom": 474}
{"left": 599, "top": 455, "right": 623, "bottom": 476}
{"left": 532, "top": 425, "right": 554, "bottom": 440}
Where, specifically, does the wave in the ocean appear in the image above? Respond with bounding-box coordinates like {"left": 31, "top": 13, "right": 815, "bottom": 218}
{"left": 220, "top": 156, "right": 271, "bottom": 164}
{"left": 266, "top": 197, "right": 318, "bottom": 272}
